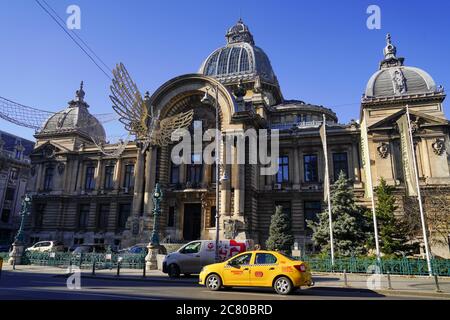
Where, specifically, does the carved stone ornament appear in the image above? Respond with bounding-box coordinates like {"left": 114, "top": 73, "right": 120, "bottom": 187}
{"left": 57, "top": 162, "right": 66, "bottom": 175}
{"left": 391, "top": 68, "right": 407, "bottom": 94}
{"left": 377, "top": 142, "right": 390, "bottom": 159}
{"left": 432, "top": 139, "right": 446, "bottom": 156}
{"left": 223, "top": 219, "right": 237, "bottom": 240}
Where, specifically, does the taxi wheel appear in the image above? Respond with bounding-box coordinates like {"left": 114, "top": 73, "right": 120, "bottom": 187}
{"left": 206, "top": 274, "right": 222, "bottom": 291}
{"left": 168, "top": 264, "right": 180, "bottom": 278}
{"left": 273, "top": 276, "right": 293, "bottom": 295}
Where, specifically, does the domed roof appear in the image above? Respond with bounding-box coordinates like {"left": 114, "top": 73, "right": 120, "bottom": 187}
{"left": 365, "top": 34, "right": 437, "bottom": 98}
{"left": 199, "top": 19, "right": 278, "bottom": 85}
{"left": 38, "top": 82, "right": 106, "bottom": 140}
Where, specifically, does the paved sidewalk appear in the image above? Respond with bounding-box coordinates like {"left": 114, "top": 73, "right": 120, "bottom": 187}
{"left": 2, "top": 265, "right": 449, "bottom": 299}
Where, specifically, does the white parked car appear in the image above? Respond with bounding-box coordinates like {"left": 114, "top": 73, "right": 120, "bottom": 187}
{"left": 26, "top": 241, "right": 65, "bottom": 253}
{"left": 163, "top": 239, "right": 253, "bottom": 278}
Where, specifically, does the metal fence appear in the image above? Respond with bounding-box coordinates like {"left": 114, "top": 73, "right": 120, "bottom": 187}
{"left": 300, "top": 256, "right": 450, "bottom": 276}
{"left": 23, "top": 251, "right": 146, "bottom": 270}
{"left": 4, "top": 251, "right": 450, "bottom": 276}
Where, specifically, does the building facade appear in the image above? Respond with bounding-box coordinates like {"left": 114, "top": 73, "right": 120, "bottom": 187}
{"left": 25, "top": 21, "right": 450, "bottom": 257}
{"left": 0, "top": 131, "right": 34, "bottom": 244}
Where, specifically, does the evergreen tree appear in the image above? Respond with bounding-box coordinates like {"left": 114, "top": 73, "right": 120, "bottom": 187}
{"left": 307, "top": 171, "right": 370, "bottom": 257}
{"left": 266, "top": 205, "right": 295, "bottom": 253}
{"left": 375, "top": 177, "right": 413, "bottom": 256}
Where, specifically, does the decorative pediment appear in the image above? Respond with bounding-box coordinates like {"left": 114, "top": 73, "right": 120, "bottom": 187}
{"left": 31, "top": 141, "right": 70, "bottom": 158}
{"left": 368, "top": 108, "right": 449, "bottom": 132}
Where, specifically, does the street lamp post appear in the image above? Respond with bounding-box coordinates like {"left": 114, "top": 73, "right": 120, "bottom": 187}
{"left": 8, "top": 194, "right": 32, "bottom": 266}
{"left": 201, "top": 85, "right": 222, "bottom": 262}
{"left": 145, "top": 183, "right": 163, "bottom": 271}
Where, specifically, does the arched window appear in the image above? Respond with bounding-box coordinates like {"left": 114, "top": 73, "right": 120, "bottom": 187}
{"left": 217, "top": 48, "right": 231, "bottom": 75}
{"left": 228, "top": 47, "right": 241, "bottom": 74}
{"left": 205, "top": 51, "right": 219, "bottom": 76}
{"left": 239, "top": 49, "right": 250, "bottom": 72}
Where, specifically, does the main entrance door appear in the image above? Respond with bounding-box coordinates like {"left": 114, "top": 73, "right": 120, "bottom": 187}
{"left": 183, "top": 203, "right": 202, "bottom": 241}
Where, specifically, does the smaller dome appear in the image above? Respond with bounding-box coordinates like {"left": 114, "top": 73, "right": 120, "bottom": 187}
{"left": 38, "top": 82, "right": 106, "bottom": 140}
{"left": 365, "top": 34, "right": 437, "bottom": 98}
{"left": 199, "top": 19, "right": 278, "bottom": 85}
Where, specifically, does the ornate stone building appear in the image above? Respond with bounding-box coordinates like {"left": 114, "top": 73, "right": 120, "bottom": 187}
{"left": 25, "top": 21, "right": 450, "bottom": 258}
{"left": 0, "top": 131, "right": 34, "bottom": 244}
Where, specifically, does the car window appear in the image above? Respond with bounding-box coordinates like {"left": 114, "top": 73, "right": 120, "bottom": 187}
{"left": 255, "top": 253, "right": 277, "bottom": 265}
{"left": 228, "top": 253, "right": 252, "bottom": 266}
{"left": 181, "top": 242, "right": 201, "bottom": 254}
{"left": 42, "top": 242, "right": 51, "bottom": 247}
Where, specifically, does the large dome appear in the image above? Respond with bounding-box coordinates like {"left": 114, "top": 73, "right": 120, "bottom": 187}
{"left": 364, "top": 34, "right": 437, "bottom": 98}
{"left": 38, "top": 82, "right": 106, "bottom": 140}
{"left": 198, "top": 19, "right": 278, "bottom": 86}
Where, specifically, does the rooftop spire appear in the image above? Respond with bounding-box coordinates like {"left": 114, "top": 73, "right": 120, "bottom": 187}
{"left": 226, "top": 19, "right": 254, "bottom": 45}
{"left": 75, "top": 81, "right": 85, "bottom": 102}
{"left": 380, "top": 33, "right": 404, "bottom": 69}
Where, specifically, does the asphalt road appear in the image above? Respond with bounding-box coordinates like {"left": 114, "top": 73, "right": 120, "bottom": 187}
{"left": 0, "top": 270, "right": 434, "bottom": 300}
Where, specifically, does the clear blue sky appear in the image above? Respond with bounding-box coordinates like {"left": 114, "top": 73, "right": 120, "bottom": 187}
{"left": 1, "top": 0, "right": 449, "bottom": 140}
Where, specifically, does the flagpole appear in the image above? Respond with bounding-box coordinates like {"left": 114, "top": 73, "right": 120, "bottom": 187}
{"left": 362, "top": 109, "right": 381, "bottom": 264}
{"left": 405, "top": 105, "right": 433, "bottom": 276}
{"left": 322, "top": 114, "right": 335, "bottom": 266}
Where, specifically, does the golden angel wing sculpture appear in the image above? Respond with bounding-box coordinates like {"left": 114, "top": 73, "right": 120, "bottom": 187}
{"left": 110, "top": 63, "right": 148, "bottom": 138}
{"left": 110, "top": 63, "right": 194, "bottom": 148}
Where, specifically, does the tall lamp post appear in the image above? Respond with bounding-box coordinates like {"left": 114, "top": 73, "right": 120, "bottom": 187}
{"left": 201, "top": 85, "right": 224, "bottom": 263}
{"left": 145, "top": 183, "right": 163, "bottom": 271}
{"left": 9, "top": 194, "right": 32, "bottom": 266}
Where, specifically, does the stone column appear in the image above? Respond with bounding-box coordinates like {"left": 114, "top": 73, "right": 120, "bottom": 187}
{"left": 114, "top": 157, "right": 123, "bottom": 191}
{"left": 132, "top": 150, "right": 145, "bottom": 216}
{"left": 293, "top": 146, "right": 300, "bottom": 189}
{"left": 233, "top": 142, "right": 245, "bottom": 216}
{"left": 221, "top": 139, "right": 231, "bottom": 216}
{"left": 95, "top": 158, "right": 102, "bottom": 191}
{"left": 352, "top": 138, "right": 361, "bottom": 183}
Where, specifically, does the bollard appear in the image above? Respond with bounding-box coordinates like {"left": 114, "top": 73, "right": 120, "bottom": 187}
{"left": 343, "top": 269, "right": 349, "bottom": 287}
{"left": 116, "top": 262, "right": 121, "bottom": 277}
{"left": 387, "top": 272, "right": 393, "bottom": 290}
{"left": 12, "top": 259, "right": 16, "bottom": 271}
{"left": 0, "top": 257, "right": 3, "bottom": 280}
{"left": 434, "top": 274, "right": 442, "bottom": 293}
{"left": 91, "top": 260, "right": 96, "bottom": 276}
{"left": 142, "top": 262, "right": 146, "bottom": 278}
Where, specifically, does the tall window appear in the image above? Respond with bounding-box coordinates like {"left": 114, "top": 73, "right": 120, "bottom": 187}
{"left": 103, "top": 165, "right": 115, "bottom": 190}
{"left": 333, "top": 153, "right": 348, "bottom": 181}
{"left": 211, "top": 163, "right": 217, "bottom": 183}
{"left": 34, "top": 204, "right": 46, "bottom": 228}
{"left": 78, "top": 204, "right": 90, "bottom": 229}
{"left": 170, "top": 162, "right": 180, "bottom": 184}
{"left": 304, "top": 201, "right": 321, "bottom": 230}
{"left": 168, "top": 206, "right": 175, "bottom": 227}
{"left": 209, "top": 206, "right": 217, "bottom": 228}
{"left": 187, "top": 154, "right": 202, "bottom": 186}
{"left": 123, "top": 164, "right": 135, "bottom": 189}
{"left": 5, "top": 188, "right": 15, "bottom": 201}
{"left": 277, "top": 156, "right": 289, "bottom": 183}
{"left": 97, "top": 204, "right": 110, "bottom": 230}
{"left": 1, "top": 209, "right": 10, "bottom": 223}
{"left": 304, "top": 154, "right": 318, "bottom": 182}
{"left": 43, "top": 167, "right": 54, "bottom": 191}
{"left": 117, "top": 203, "right": 131, "bottom": 230}
{"left": 9, "top": 168, "right": 19, "bottom": 181}
{"left": 84, "top": 166, "right": 96, "bottom": 190}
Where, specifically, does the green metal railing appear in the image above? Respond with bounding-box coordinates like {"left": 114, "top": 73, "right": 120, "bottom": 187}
{"left": 299, "top": 256, "right": 450, "bottom": 276}
{"left": 23, "top": 251, "right": 146, "bottom": 270}
{"left": 14, "top": 251, "right": 450, "bottom": 277}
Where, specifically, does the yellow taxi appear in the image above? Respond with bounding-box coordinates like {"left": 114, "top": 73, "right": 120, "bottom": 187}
{"left": 199, "top": 250, "right": 314, "bottom": 295}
